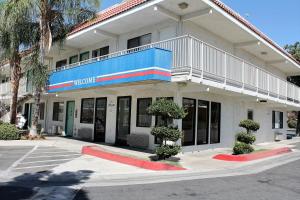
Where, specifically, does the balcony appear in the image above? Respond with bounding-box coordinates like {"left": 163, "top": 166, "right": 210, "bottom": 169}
{"left": 48, "top": 35, "right": 300, "bottom": 107}
{"left": 0, "top": 78, "right": 28, "bottom": 99}
{"left": 48, "top": 48, "right": 172, "bottom": 92}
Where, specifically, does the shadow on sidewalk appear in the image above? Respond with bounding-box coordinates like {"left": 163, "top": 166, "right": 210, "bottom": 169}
{"left": 0, "top": 170, "right": 93, "bottom": 200}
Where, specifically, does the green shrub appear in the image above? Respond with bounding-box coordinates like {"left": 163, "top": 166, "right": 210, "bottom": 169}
{"left": 151, "top": 127, "right": 182, "bottom": 142}
{"left": 233, "top": 141, "right": 254, "bottom": 155}
{"left": 155, "top": 145, "right": 181, "bottom": 159}
{"left": 0, "top": 123, "right": 20, "bottom": 140}
{"left": 239, "top": 119, "right": 260, "bottom": 134}
{"left": 236, "top": 132, "right": 256, "bottom": 144}
{"left": 287, "top": 119, "right": 297, "bottom": 129}
{"left": 147, "top": 98, "right": 187, "bottom": 119}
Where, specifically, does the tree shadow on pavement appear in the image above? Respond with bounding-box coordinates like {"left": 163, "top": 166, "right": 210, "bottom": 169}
{"left": 0, "top": 170, "right": 93, "bottom": 200}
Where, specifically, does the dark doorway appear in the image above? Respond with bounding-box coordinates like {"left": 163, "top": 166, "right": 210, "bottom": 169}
{"left": 94, "top": 98, "right": 107, "bottom": 142}
{"left": 116, "top": 96, "right": 131, "bottom": 145}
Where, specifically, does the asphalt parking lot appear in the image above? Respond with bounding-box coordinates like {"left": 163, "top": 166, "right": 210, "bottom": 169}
{"left": 0, "top": 146, "right": 81, "bottom": 174}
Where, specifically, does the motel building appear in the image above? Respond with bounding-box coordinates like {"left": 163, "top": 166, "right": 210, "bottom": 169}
{"left": 1, "top": 0, "right": 300, "bottom": 152}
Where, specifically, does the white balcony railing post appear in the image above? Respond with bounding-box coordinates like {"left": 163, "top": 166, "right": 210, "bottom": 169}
{"left": 286, "top": 81, "right": 288, "bottom": 101}
{"left": 293, "top": 84, "right": 295, "bottom": 102}
{"left": 224, "top": 52, "right": 227, "bottom": 85}
{"left": 201, "top": 42, "right": 204, "bottom": 80}
{"left": 267, "top": 74, "right": 270, "bottom": 96}
{"left": 242, "top": 61, "right": 245, "bottom": 89}
{"left": 189, "top": 36, "right": 193, "bottom": 79}
{"left": 277, "top": 79, "right": 280, "bottom": 98}
{"left": 256, "top": 68, "right": 259, "bottom": 93}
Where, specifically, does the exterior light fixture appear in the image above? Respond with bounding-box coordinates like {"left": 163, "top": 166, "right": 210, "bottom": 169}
{"left": 153, "top": 6, "right": 158, "bottom": 11}
{"left": 257, "top": 41, "right": 261, "bottom": 46}
{"left": 206, "top": 87, "right": 210, "bottom": 92}
{"left": 55, "top": 93, "right": 59, "bottom": 97}
{"left": 178, "top": 2, "right": 189, "bottom": 10}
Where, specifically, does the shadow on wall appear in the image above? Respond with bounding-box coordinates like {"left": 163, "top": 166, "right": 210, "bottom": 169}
{"left": 0, "top": 170, "right": 94, "bottom": 200}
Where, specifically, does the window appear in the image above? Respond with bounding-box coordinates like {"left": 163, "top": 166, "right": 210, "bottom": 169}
{"left": 80, "top": 98, "right": 95, "bottom": 124}
{"left": 80, "top": 52, "right": 90, "bottom": 61}
{"left": 56, "top": 59, "right": 67, "bottom": 69}
{"left": 247, "top": 109, "right": 254, "bottom": 120}
{"left": 197, "top": 100, "right": 209, "bottom": 145}
{"left": 210, "top": 102, "right": 221, "bottom": 144}
{"left": 127, "top": 33, "right": 152, "bottom": 49}
{"left": 182, "top": 98, "right": 196, "bottom": 146}
{"left": 53, "top": 102, "right": 64, "bottom": 121}
{"left": 39, "top": 103, "right": 45, "bottom": 120}
{"left": 69, "top": 55, "right": 78, "bottom": 64}
{"left": 272, "top": 111, "right": 283, "bottom": 129}
{"left": 136, "top": 98, "right": 152, "bottom": 127}
{"left": 92, "top": 46, "right": 109, "bottom": 58}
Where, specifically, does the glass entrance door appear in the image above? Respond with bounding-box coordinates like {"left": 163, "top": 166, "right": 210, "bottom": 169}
{"left": 94, "top": 98, "right": 107, "bottom": 142}
{"left": 65, "top": 101, "right": 75, "bottom": 137}
{"left": 116, "top": 96, "right": 131, "bottom": 145}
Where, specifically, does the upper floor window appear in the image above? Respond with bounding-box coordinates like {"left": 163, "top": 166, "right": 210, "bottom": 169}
{"left": 69, "top": 55, "right": 79, "bottom": 64}
{"left": 92, "top": 46, "right": 109, "bottom": 58}
{"left": 39, "top": 103, "right": 45, "bottom": 120}
{"left": 56, "top": 59, "right": 67, "bottom": 69}
{"left": 272, "top": 111, "right": 283, "bottom": 129}
{"left": 127, "top": 33, "right": 152, "bottom": 49}
{"left": 80, "top": 52, "right": 90, "bottom": 62}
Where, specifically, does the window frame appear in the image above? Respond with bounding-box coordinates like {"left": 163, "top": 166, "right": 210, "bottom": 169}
{"left": 272, "top": 111, "right": 283, "bottom": 129}
{"left": 39, "top": 102, "right": 45, "bottom": 120}
{"left": 210, "top": 102, "right": 221, "bottom": 144}
{"left": 247, "top": 109, "right": 254, "bottom": 120}
{"left": 136, "top": 98, "right": 152, "bottom": 128}
{"left": 127, "top": 33, "right": 152, "bottom": 49}
{"left": 52, "top": 102, "right": 64, "bottom": 122}
{"left": 92, "top": 46, "right": 109, "bottom": 58}
{"left": 79, "top": 51, "right": 90, "bottom": 61}
{"left": 55, "top": 59, "right": 67, "bottom": 69}
{"left": 69, "top": 55, "right": 79, "bottom": 64}
{"left": 80, "top": 98, "right": 95, "bottom": 124}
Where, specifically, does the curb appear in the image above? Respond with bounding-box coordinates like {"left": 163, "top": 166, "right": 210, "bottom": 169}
{"left": 82, "top": 146, "right": 186, "bottom": 171}
{"left": 213, "top": 147, "right": 292, "bottom": 162}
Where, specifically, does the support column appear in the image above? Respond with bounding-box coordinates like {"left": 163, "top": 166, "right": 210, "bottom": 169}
{"left": 174, "top": 87, "right": 183, "bottom": 146}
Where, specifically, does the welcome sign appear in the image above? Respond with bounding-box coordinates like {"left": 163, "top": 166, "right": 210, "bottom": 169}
{"left": 48, "top": 48, "right": 172, "bottom": 93}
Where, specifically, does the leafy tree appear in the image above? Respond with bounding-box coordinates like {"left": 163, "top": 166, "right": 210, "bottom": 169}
{"left": 148, "top": 98, "right": 187, "bottom": 160}
{"left": 26, "top": 0, "right": 101, "bottom": 136}
{"left": 284, "top": 42, "right": 300, "bottom": 62}
{"left": 0, "top": 0, "right": 38, "bottom": 124}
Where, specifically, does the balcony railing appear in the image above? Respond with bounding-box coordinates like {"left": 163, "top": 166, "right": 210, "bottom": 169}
{"left": 0, "top": 77, "right": 29, "bottom": 98}
{"left": 52, "top": 35, "right": 300, "bottom": 105}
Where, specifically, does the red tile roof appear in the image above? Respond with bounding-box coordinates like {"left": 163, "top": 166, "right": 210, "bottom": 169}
{"left": 69, "top": 0, "right": 148, "bottom": 35}
{"left": 211, "top": 0, "right": 300, "bottom": 66}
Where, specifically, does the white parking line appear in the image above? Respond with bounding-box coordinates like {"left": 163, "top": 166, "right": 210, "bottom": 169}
{"left": 14, "top": 164, "right": 59, "bottom": 170}
{"left": 31, "top": 151, "right": 76, "bottom": 154}
{"left": 20, "top": 158, "right": 74, "bottom": 164}
{"left": 26, "top": 154, "right": 81, "bottom": 158}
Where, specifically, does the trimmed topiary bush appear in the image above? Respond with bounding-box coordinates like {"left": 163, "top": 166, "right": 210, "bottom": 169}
{"left": 239, "top": 119, "right": 260, "bottom": 134}
{"left": 148, "top": 98, "right": 187, "bottom": 160}
{"left": 236, "top": 131, "right": 256, "bottom": 144}
{"left": 155, "top": 145, "right": 181, "bottom": 159}
{"left": 0, "top": 123, "right": 20, "bottom": 140}
{"left": 233, "top": 141, "right": 254, "bottom": 155}
{"left": 287, "top": 119, "right": 297, "bottom": 129}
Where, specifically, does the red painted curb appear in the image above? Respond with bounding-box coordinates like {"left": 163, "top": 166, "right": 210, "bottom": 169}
{"left": 213, "top": 147, "right": 292, "bottom": 162}
{"left": 82, "top": 146, "right": 186, "bottom": 171}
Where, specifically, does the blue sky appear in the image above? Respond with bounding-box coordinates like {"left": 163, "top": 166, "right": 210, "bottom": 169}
{"left": 100, "top": 0, "right": 300, "bottom": 47}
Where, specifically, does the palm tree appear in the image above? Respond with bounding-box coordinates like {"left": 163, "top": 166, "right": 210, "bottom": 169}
{"left": 28, "top": 0, "right": 101, "bottom": 136}
{"left": 0, "top": 0, "right": 38, "bottom": 124}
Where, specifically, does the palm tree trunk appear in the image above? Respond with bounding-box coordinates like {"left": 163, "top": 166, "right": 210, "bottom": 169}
{"left": 9, "top": 56, "right": 21, "bottom": 124}
{"left": 30, "top": 5, "right": 47, "bottom": 136}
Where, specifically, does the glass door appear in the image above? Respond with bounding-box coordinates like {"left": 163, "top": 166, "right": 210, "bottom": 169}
{"left": 182, "top": 98, "right": 196, "bottom": 146}
{"left": 116, "top": 96, "right": 131, "bottom": 145}
{"left": 65, "top": 101, "right": 75, "bottom": 137}
{"left": 94, "top": 98, "right": 107, "bottom": 142}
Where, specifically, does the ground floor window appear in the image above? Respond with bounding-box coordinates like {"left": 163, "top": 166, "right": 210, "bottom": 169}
{"left": 247, "top": 109, "right": 254, "bottom": 120}
{"left": 272, "top": 111, "right": 283, "bottom": 129}
{"left": 197, "top": 100, "right": 209, "bottom": 145}
{"left": 80, "top": 98, "right": 95, "bottom": 124}
{"left": 136, "top": 98, "right": 152, "bottom": 127}
{"left": 182, "top": 99, "right": 221, "bottom": 146}
{"left": 182, "top": 98, "right": 196, "bottom": 146}
{"left": 210, "top": 102, "right": 221, "bottom": 144}
{"left": 53, "top": 102, "right": 64, "bottom": 122}
{"left": 39, "top": 103, "right": 45, "bottom": 120}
